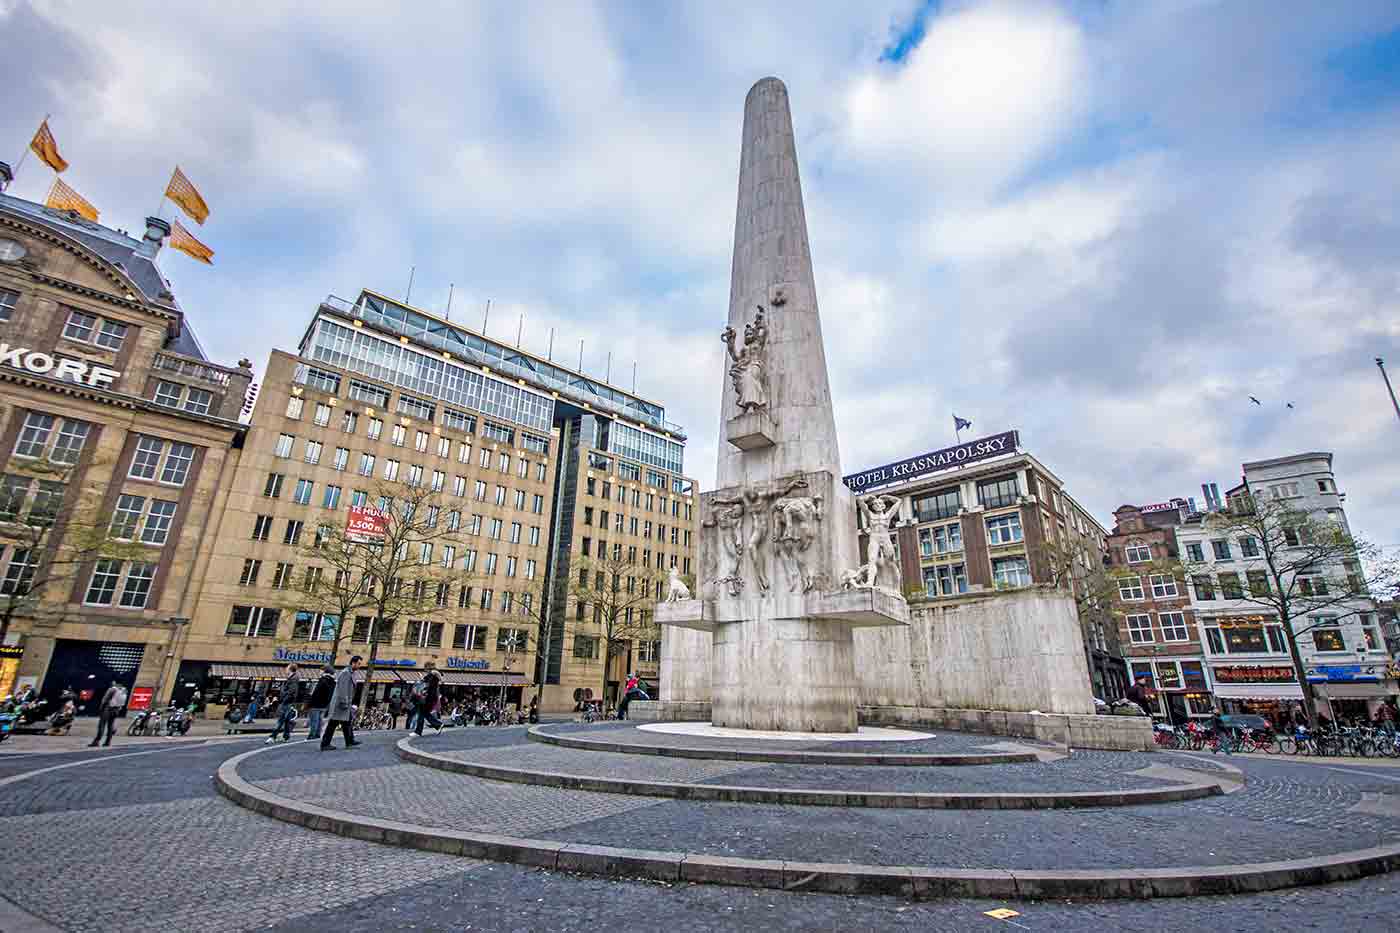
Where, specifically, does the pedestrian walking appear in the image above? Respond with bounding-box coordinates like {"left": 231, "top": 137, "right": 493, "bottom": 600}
{"left": 267, "top": 663, "right": 301, "bottom": 744}
{"left": 306, "top": 663, "right": 335, "bottom": 740}
{"left": 88, "top": 681, "right": 128, "bottom": 747}
{"left": 413, "top": 662, "right": 444, "bottom": 736}
{"left": 320, "top": 656, "right": 362, "bottom": 751}
{"left": 387, "top": 695, "right": 402, "bottom": 730}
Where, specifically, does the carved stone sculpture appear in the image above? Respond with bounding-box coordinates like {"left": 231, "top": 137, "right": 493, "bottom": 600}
{"left": 839, "top": 563, "right": 876, "bottom": 590}
{"left": 858, "top": 493, "right": 902, "bottom": 592}
{"left": 706, "top": 500, "right": 746, "bottom": 597}
{"left": 665, "top": 565, "right": 692, "bottom": 603}
{"left": 772, "top": 487, "right": 823, "bottom": 593}
{"left": 721, "top": 305, "right": 770, "bottom": 414}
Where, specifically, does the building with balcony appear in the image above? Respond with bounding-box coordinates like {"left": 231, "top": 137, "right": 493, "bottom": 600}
{"left": 844, "top": 431, "right": 1120, "bottom": 701}
{"left": 0, "top": 183, "right": 252, "bottom": 709}
{"left": 172, "top": 289, "right": 697, "bottom": 716}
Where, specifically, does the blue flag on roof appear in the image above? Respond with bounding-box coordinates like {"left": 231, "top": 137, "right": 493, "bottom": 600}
{"left": 954, "top": 415, "right": 973, "bottom": 432}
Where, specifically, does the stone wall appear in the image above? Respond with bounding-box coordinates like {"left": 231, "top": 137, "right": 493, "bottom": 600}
{"left": 852, "top": 587, "right": 1096, "bottom": 715}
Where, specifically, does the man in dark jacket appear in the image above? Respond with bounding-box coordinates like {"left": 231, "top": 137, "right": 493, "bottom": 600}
{"left": 305, "top": 664, "right": 335, "bottom": 741}
{"left": 266, "top": 663, "right": 300, "bottom": 744}
{"left": 413, "top": 662, "right": 444, "bottom": 736}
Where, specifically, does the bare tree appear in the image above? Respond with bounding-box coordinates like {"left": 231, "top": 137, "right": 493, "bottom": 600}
{"left": 1182, "top": 494, "right": 1399, "bottom": 727}
{"left": 0, "top": 458, "right": 145, "bottom": 646}
{"left": 279, "top": 519, "right": 375, "bottom": 665}
{"left": 567, "top": 552, "right": 665, "bottom": 708}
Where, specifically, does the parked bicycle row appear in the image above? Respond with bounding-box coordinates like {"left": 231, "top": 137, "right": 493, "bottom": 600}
{"left": 1154, "top": 718, "right": 1400, "bottom": 757}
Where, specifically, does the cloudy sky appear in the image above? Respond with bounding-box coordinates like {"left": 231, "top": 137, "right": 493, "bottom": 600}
{"left": 3, "top": 1, "right": 1398, "bottom": 549}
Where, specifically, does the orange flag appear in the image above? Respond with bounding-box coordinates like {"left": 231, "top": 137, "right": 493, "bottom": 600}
{"left": 29, "top": 119, "right": 69, "bottom": 173}
{"left": 164, "top": 167, "right": 210, "bottom": 224}
{"left": 45, "top": 178, "right": 98, "bottom": 221}
{"left": 169, "top": 219, "right": 214, "bottom": 264}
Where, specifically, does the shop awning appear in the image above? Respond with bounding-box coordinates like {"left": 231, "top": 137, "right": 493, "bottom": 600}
{"left": 351, "top": 669, "right": 404, "bottom": 684}
{"left": 439, "top": 671, "right": 530, "bottom": 687}
{"left": 1316, "top": 683, "right": 1389, "bottom": 699}
{"left": 209, "top": 663, "right": 288, "bottom": 680}
{"left": 1212, "top": 684, "right": 1304, "bottom": 700}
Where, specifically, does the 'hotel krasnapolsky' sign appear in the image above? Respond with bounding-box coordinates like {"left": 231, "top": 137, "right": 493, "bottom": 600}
{"left": 843, "top": 430, "right": 1020, "bottom": 492}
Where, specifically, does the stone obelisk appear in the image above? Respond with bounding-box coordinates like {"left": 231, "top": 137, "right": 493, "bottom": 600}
{"left": 657, "top": 77, "right": 907, "bottom": 733}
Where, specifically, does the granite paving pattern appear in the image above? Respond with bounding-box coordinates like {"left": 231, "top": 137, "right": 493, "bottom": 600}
{"left": 437, "top": 739, "right": 1188, "bottom": 793}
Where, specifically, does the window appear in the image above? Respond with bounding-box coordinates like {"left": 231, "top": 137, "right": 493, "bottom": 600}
{"left": 1268, "top": 482, "right": 1301, "bottom": 499}
{"left": 405, "top": 464, "right": 423, "bottom": 487}
{"left": 85, "top": 560, "right": 123, "bottom": 605}
{"left": 141, "top": 500, "right": 177, "bottom": 545}
{"left": 532, "top": 494, "right": 544, "bottom": 514}
{"left": 505, "top": 556, "right": 517, "bottom": 578}
{"left": 184, "top": 388, "right": 213, "bottom": 415}
{"left": 263, "top": 473, "right": 284, "bottom": 498}
{"left": 252, "top": 515, "right": 273, "bottom": 541}
{"left": 284, "top": 520, "right": 304, "bottom": 545}
{"left": 494, "top": 485, "right": 506, "bottom": 506}
{"left": 931, "top": 563, "right": 968, "bottom": 596}
{"left": 514, "top": 489, "right": 526, "bottom": 510}
{"left": 1298, "top": 575, "right": 1328, "bottom": 597}
{"left": 64, "top": 309, "right": 128, "bottom": 350}
{"left": 473, "top": 480, "right": 487, "bottom": 501}
{"left": 484, "top": 553, "right": 498, "bottom": 575}
{"left": 405, "top": 620, "right": 444, "bottom": 648}
{"left": 129, "top": 437, "right": 164, "bottom": 480}
{"left": 1125, "top": 544, "right": 1152, "bottom": 563}
{"left": 1149, "top": 574, "right": 1177, "bottom": 598}
{"left": 341, "top": 411, "right": 358, "bottom": 434}
{"left": 153, "top": 381, "right": 184, "bottom": 408}
{"left": 285, "top": 396, "right": 304, "bottom": 419}
{"left": 452, "top": 625, "right": 488, "bottom": 651}
{"left": 0, "top": 288, "right": 17, "bottom": 321}
{"left": 446, "top": 510, "right": 461, "bottom": 531}
{"left": 525, "top": 559, "right": 537, "bottom": 580}
{"left": 479, "top": 588, "right": 493, "bottom": 611}
{"left": 119, "top": 562, "right": 156, "bottom": 608}
{"left": 468, "top": 514, "right": 482, "bottom": 536}
{"left": 275, "top": 434, "right": 294, "bottom": 458}
{"left": 1192, "top": 575, "right": 1215, "bottom": 600}
{"left": 1311, "top": 618, "right": 1345, "bottom": 652}
{"left": 322, "top": 485, "right": 342, "bottom": 509}
{"left": 358, "top": 453, "right": 375, "bottom": 476}
{"left": 13, "top": 412, "right": 53, "bottom": 459}
{"left": 437, "top": 437, "right": 451, "bottom": 458}
{"left": 1239, "top": 536, "right": 1260, "bottom": 558}
{"left": 1118, "top": 577, "right": 1145, "bottom": 601}
{"left": 464, "top": 549, "right": 478, "bottom": 572}
{"left": 390, "top": 424, "right": 405, "bottom": 447}
{"left": 1247, "top": 570, "right": 1270, "bottom": 597}
{"left": 497, "top": 628, "right": 529, "bottom": 653}
{"left": 292, "top": 611, "right": 338, "bottom": 642}
{"left": 529, "top": 526, "right": 540, "bottom": 547}
{"left": 0, "top": 548, "right": 36, "bottom": 596}
{"left": 226, "top": 606, "right": 280, "bottom": 638}
{"left": 1211, "top": 540, "right": 1230, "bottom": 561}
{"left": 293, "top": 479, "right": 313, "bottom": 505}
{"left": 431, "top": 470, "right": 445, "bottom": 492}
{"left": 992, "top": 556, "right": 1030, "bottom": 588}
{"left": 1155, "top": 661, "right": 1182, "bottom": 689}
{"left": 418, "top": 542, "right": 433, "bottom": 565}
{"left": 985, "top": 514, "right": 1022, "bottom": 545}
{"left": 1159, "top": 612, "right": 1190, "bottom": 642}
{"left": 161, "top": 442, "right": 195, "bottom": 485}
{"left": 1363, "top": 615, "right": 1384, "bottom": 652}
{"left": 304, "top": 440, "right": 323, "bottom": 465}
{"left": 1185, "top": 542, "right": 1204, "bottom": 562}
{"left": 977, "top": 476, "right": 1019, "bottom": 509}
{"left": 367, "top": 418, "right": 383, "bottom": 440}
{"left": 271, "top": 562, "right": 294, "bottom": 589}
{"left": 239, "top": 558, "right": 262, "bottom": 585}
{"left": 1126, "top": 614, "right": 1154, "bottom": 644}
{"left": 1219, "top": 572, "right": 1244, "bottom": 599}
{"left": 573, "top": 635, "right": 599, "bottom": 659}
{"left": 415, "top": 431, "right": 429, "bottom": 453}
{"left": 911, "top": 488, "right": 960, "bottom": 522}
{"left": 104, "top": 494, "right": 144, "bottom": 540}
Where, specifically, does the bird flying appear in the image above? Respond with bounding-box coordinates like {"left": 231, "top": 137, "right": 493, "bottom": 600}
{"left": 1249, "top": 396, "right": 1261, "bottom": 405}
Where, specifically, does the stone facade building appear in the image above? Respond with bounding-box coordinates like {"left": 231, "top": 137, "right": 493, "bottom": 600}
{"left": 0, "top": 189, "right": 251, "bottom": 708}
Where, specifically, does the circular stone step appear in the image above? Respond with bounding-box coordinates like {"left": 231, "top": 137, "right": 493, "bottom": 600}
{"left": 216, "top": 744, "right": 1400, "bottom": 901}
{"left": 527, "top": 724, "right": 1041, "bottom": 766}
{"left": 398, "top": 737, "right": 1223, "bottom": 810}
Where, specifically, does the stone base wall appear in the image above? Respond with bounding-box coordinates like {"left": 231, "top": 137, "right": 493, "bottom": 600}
{"left": 628, "top": 700, "right": 712, "bottom": 723}
{"left": 860, "top": 705, "right": 1155, "bottom": 751}
{"left": 852, "top": 587, "right": 1096, "bottom": 715}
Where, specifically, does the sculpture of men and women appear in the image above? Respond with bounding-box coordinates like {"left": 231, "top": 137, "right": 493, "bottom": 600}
{"left": 706, "top": 476, "right": 822, "bottom": 596}
{"left": 721, "top": 305, "right": 770, "bottom": 415}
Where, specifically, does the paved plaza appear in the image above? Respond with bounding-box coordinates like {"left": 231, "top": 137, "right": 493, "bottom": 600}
{"left": 0, "top": 724, "right": 1397, "bottom": 931}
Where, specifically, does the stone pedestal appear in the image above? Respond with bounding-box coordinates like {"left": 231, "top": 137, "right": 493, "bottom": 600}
{"left": 726, "top": 411, "right": 777, "bottom": 450}
{"left": 711, "top": 616, "right": 858, "bottom": 732}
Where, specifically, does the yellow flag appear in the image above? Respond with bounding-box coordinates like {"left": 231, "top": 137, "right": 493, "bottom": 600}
{"left": 164, "top": 167, "right": 210, "bottom": 225}
{"left": 29, "top": 119, "right": 69, "bottom": 173}
{"left": 170, "top": 219, "right": 214, "bottom": 265}
{"left": 45, "top": 178, "right": 98, "bottom": 222}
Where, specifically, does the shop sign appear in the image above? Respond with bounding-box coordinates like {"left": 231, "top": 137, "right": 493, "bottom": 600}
{"left": 128, "top": 686, "right": 154, "bottom": 711}
{"left": 1139, "top": 500, "right": 1184, "bottom": 514}
{"left": 346, "top": 505, "right": 388, "bottom": 544}
{"left": 0, "top": 344, "right": 121, "bottom": 387}
{"left": 1306, "top": 664, "right": 1383, "bottom": 684}
{"left": 843, "top": 430, "right": 1020, "bottom": 491}
{"left": 0, "top": 645, "right": 23, "bottom": 659}
{"left": 1212, "top": 665, "right": 1296, "bottom": 685}
{"left": 1216, "top": 615, "right": 1274, "bottom": 628}
{"left": 370, "top": 657, "right": 415, "bottom": 667}
{"left": 273, "top": 647, "right": 333, "bottom": 664}
{"left": 447, "top": 658, "right": 490, "bottom": 670}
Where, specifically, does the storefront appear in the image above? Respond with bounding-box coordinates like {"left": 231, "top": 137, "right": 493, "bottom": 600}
{"left": 1307, "top": 662, "right": 1393, "bottom": 723}
{"left": 0, "top": 644, "right": 22, "bottom": 699}
{"left": 1210, "top": 663, "right": 1304, "bottom": 728}
{"left": 1128, "top": 658, "right": 1214, "bottom": 723}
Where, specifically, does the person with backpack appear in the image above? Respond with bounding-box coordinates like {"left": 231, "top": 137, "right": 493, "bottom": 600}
{"left": 305, "top": 663, "right": 335, "bottom": 741}
{"left": 89, "top": 681, "right": 127, "bottom": 747}
{"left": 412, "top": 662, "right": 444, "bottom": 736}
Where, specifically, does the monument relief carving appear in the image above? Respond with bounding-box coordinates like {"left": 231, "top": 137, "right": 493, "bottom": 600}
{"left": 721, "top": 305, "right": 770, "bottom": 415}
{"left": 704, "top": 499, "right": 747, "bottom": 597}
{"left": 858, "top": 493, "right": 903, "bottom": 592}
{"left": 772, "top": 482, "right": 823, "bottom": 593}
{"left": 664, "top": 565, "right": 692, "bottom": 603}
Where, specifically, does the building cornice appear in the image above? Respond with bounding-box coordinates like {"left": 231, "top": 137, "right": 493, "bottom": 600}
{"left": 0, "top": 212, "right": 171, "bottom": 315}
{"left": 0, "top": 366, "right": 246, "bottom": 436}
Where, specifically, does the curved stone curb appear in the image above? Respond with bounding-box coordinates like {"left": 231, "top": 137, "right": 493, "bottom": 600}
{"left": 215, "top": 745, "right": 1400, "bottom": 900}
{"left": 528, "top": 725, "right": 1041, "bottom": 766}
{"left": 399, "top": 737, "right": 1222, "bottom": 810}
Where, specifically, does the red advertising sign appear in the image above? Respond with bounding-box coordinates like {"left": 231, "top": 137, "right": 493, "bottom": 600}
{"left": 128, "top": 686, "right": 154, "bottom": 710}
{"left": 1212, "top": 665, "right": 1296, "bottom": 685}
{"left": 346, "top": 505, "right": 388, "bottom": 544}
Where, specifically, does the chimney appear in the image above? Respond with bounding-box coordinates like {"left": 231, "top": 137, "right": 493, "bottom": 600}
{"left": 140, "top": 216, "right": 171, "bottom": 256}
{"left": 0, "top": 161, "right": 12, "bottom": 193}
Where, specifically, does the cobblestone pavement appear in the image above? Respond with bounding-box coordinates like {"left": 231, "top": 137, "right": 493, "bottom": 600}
{"left": 4, "top": 731, "right": 1400, "bottom": 932}
{"left": 438, "top": 736, "right": 1189, "bottom": 793}
{"left": 540, "top": 721, "right": 1014, "bottom": 754}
